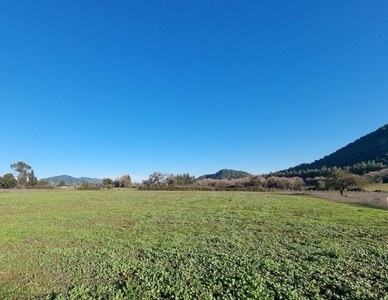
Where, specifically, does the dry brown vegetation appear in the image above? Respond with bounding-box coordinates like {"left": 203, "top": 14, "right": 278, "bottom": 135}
{"left": 194, "top": 176, "right": 306, "bottom": 191}
{"left": 286, "top": 190, "right": 388, "bottom": 209}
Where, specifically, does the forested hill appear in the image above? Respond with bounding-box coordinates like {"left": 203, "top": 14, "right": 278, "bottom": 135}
{"left": 197, "top": 169, "right": 251, "bottom": 180}
{"left": 283, "top": 124, "right": 388, "bottom": 173}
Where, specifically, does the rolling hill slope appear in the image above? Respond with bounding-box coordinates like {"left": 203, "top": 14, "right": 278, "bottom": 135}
{"left": 286, "top": 124, "right": 388, "bottom": 172}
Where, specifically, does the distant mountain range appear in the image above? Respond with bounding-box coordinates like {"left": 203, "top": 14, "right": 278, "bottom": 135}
{"left": 40, "top": 175, "right": 102, "bottom": 185}
{"left": 197, "top": 169, "right": 252, "bottom": 180}
{"left": 284, "top": 123, "right": 388, "bottom": 172}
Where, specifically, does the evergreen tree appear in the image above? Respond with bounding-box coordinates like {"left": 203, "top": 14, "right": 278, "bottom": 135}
{"left": 28, "top": 169, "right": 38, "bottom": 188}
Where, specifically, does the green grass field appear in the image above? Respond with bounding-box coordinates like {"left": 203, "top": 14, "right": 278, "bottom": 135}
{"left": 1, "top": 190, "right": 388, "bottom": 299}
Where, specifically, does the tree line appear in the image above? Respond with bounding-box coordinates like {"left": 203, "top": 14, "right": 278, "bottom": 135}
{"left": 101, "top": 175, "right": 132, "bottom": 189}
{"left": 0, "top": 161, "right": 133, "bottom": 190}
{"left": 273, "top": 160, "right": 387, "bottom": 178}
{"left": 141, "top": 172, "right": 196, "bottom": 189}
{"left": 2, "top": 161, "right": 386, "bottom": 195}
{"left": 138, "top": 168, "right": 385, "bottom": 195}
{"left": 0, "top": 162, "right": 38, "bottom": 189}
{"left": 139, "top": 172, "right": 307, "bottom": 191}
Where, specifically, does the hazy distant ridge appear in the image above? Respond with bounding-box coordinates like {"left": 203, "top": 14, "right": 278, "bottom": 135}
{"left": 41, "top": 175, "right": 102, "bottom": 185}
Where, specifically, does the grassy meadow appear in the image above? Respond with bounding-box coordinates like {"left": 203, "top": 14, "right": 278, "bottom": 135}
{"left": 364, "top": 183, "right": 388, "bottom": 192}
{"left": 0, "top": 189, "right": 388, "bottom": 299}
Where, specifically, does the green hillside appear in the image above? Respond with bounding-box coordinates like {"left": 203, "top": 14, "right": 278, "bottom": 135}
{"left": 284, "top": 124, "right": 388, "bottom": 174}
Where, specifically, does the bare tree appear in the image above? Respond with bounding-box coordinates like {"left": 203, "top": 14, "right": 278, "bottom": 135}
{"left": 143, "top": 172, "right": 170, "bottom": 188}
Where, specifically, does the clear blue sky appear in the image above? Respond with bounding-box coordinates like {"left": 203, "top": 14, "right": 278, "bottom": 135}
{"left": 1, "top": 1, "right": 387, "bottom": 182}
